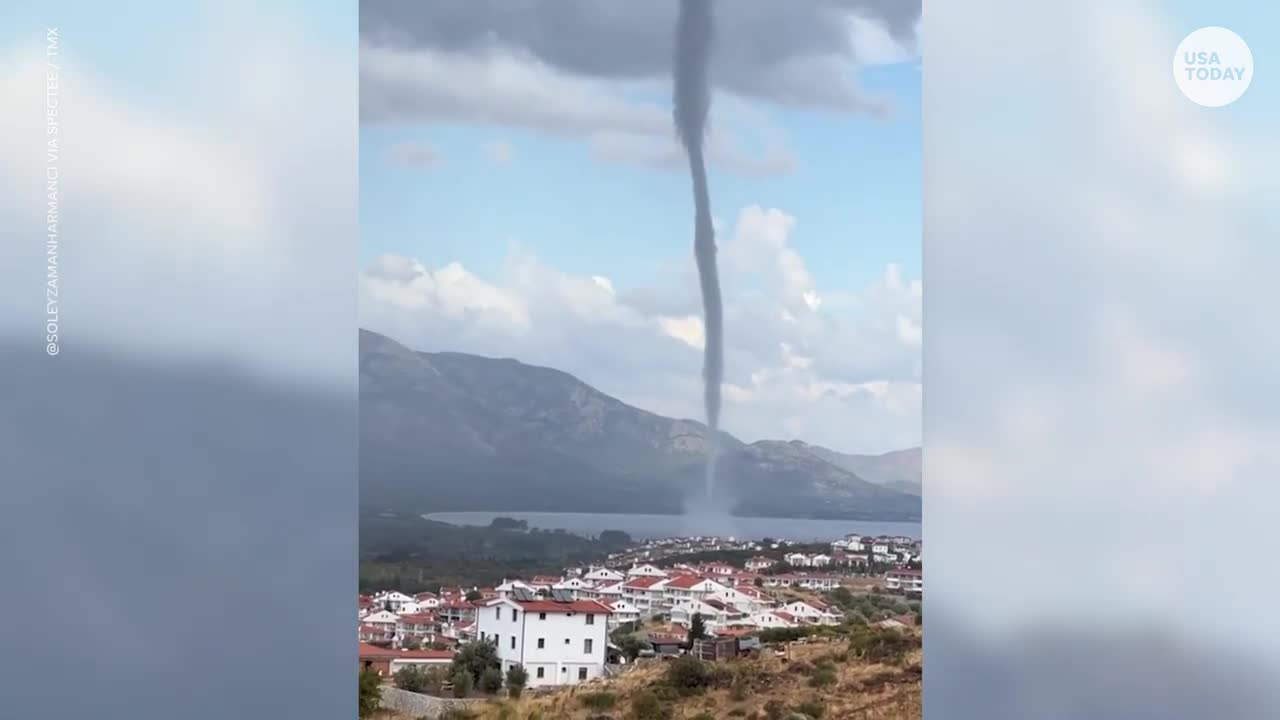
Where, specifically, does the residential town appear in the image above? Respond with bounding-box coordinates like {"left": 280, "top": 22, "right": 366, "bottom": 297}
{"left": 358, "top": 531, "right": 922, "bottom": 689}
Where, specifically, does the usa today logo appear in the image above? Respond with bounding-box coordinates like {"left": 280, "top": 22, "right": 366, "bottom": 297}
{"left": 1174, "top": 27, "right": 1253, "bottom": 107}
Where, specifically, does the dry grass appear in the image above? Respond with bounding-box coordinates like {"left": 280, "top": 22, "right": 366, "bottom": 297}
{"left": 436, "top": 634, "right": 922, "bottom": 720}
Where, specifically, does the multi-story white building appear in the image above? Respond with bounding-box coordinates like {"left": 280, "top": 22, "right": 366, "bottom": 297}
{"left": 885, "top": 568, "right": 923, "bottom": 596}
{"left": 621, "top": 575, "right": 668, "bottom": 617}
{"left": 661, "top": 575, "right": 728, "bottom": 607}
{"left": 476, "top": 597, "right": 612, "bottom": 687}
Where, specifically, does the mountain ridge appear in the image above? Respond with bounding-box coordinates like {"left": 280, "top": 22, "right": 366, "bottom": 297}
{"left": 359, "top": 328, "right": 921, "bottom": 520}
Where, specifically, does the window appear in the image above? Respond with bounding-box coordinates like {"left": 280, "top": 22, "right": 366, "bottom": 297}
{"left": 537, "top": 638, "right": 545, "bottom": 649}
{"left": 539, "top": 612, "right": 546, "bottom": 620}
{"left": 584, "top": 638, "right": 593, "bottom": 654}
{"left": 585, "top": 613, "right": 595, "bottom": 625}
{"left": 512, "top": 610, "right": 518, "bottom": 623}
{"left": 564, "top": 638, "right": 570, "bottom": 645}
{"left": 536, "top": 667, "right": 544, "bottom": 679}
{"left": 510, "top": 636, "right": 516, "bottom": 649}
{"left": 495, "top": 607, "right": 501, "bottom": 620}
{"left": 578, "top": 667, "right": 588, "bottom": 680}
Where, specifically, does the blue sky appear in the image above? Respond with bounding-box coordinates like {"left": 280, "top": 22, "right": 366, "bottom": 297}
{"left": 360, "top": 63, "right": 919, "bottom": 293}
{"left": 355, "top": 4, "right": 923, "bottom": 452}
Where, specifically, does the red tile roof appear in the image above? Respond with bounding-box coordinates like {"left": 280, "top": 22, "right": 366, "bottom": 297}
{"left": 397, "top": 613, "right": 436, "bottom": 626}
{"left": 358, "top": 642, "right": 456, "bottom": 660}
{"left": 510, "top": 599, "right": 613, "bottom": 614}
{"left": 623, "top": 576, "right": 665, "bottom": 590}
{"left": 664, "top": 574, "right": 711, "bottom": 589}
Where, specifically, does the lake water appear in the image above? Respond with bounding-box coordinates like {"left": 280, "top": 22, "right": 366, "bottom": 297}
{"left": 422, "top": 511, "right": 920, "bottom": 542}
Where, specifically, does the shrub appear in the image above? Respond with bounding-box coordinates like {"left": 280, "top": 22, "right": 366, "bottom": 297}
{"left": 629, "top": 691, "right": 672, "bottom": 720}
{"left": 763, "top": 700, "right": 787, "bottom": 720}
{"left": 728, "top": 709, "right": 748, "bottom": 717}
{"left": 394, "top": 664, "right": 430, "bottom": 693}
{"left": 795, "top": 699, "right": 826, "bottom": 718}
{"left": 451, "top": 670, "right": 473, "bottom": 698}
{"left": 692, "top": 713, "right": 716, "bottom": 720}
{"left": 580, "top": 691, "right": 618, "bottom": 710}
{"left": 849, "top": 627, "right": 917, "bottom": 665}
{"left": 664, "top": 655, "right": 712, "bottom": 696}
{"left": 505, "top": 664, "right": 528, "bottom": 698}
{"left": 808, "top": 666, "right": 837, "bottom": 688}
{"left": 358, "top": 670, "right": 382, "bottom": 717}
{"left": 479, "top": 667, "right": 504, "bottom": 694}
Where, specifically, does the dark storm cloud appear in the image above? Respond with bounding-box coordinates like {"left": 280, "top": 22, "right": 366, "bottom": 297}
{"left": 359, "top": 0, "right": 920, "bottom": 111}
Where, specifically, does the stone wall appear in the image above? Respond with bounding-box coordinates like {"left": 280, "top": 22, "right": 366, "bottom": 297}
{"left": 378, "top": 686, "right": 480, "bottom": 718}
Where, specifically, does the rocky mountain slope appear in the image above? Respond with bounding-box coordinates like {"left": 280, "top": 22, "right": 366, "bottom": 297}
{"left": 360, "top": 329, "right": 921, "bottom": 520}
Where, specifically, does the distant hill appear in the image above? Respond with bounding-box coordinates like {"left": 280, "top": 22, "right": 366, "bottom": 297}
{"left": 359, "top": 329, "right": 921, "bottom": 521}
{"left": 798, "top": 445, "right": 922, "bottom": 496}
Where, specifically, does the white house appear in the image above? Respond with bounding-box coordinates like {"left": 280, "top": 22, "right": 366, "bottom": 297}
{"left": 810, "top": 554, "right": 833, "bottom": 567}
{"left": 603, "top": 599, "right": 641, "bottom": 627}
{"left": 373, "top": 591, "right": 416, "bottom": 612}
{"left": 495, "top": 579, "right": 536, "bottom": 598}
{"left": 669, "top": 598, "right": 741, "bottom": 631}
{"left": 363, "top": 609, "right": 400, "bottom": 633}
{"left": 745, "top": 556, "right": 775, "bottom": 572}
{"left": 871, "top": 542, "right": 891, "bottom": 555}
{"left": 551, "top": 577, "right": 592, "bottom": 598}
{"left": 746, "top": 611, "right": 796, "bottom": 629}
{"left": 395, "top": 601, "right": 426, "bottom": 615}
{"left": 476, "top": 597, "right": 612, "bottom": 688}
{"left": 627, "top": 563, "right": 667, "bottom": 578}
{"left": 580, "top": 580, "right": 624, "bottom": 603}
{"left": 583, "top": 567, "right": 625, "bottom": 583}
{"left": 784, "top": 552, "right": 812, "bottom": 567}
{"left": 781, "top": 600, "right": 842, "bottom": 626}
{"left": 710, "top": 584, "right": 776, "bottom": 615}
{"left": 662, "top": 575, "right": 728, "bottom": 606}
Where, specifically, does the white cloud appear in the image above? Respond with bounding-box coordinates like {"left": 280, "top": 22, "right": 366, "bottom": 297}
{"left": 359, "top": 206, "right": 920, "bottom": 453}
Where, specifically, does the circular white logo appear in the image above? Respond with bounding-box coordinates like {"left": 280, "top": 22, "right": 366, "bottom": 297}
{"left": 1174, "top": 27, "right": 1253, "bottom": 107}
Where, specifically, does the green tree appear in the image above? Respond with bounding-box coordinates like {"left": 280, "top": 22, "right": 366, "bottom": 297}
{"left": 452, "top": 640, "right": 501, "bottom": 684}
{"left": 479, "top": 666, "right": 504, "bottom": 693}
{"left": 613, "top": 632, "right": 646, "bottom": 661}
{"left": 465, "top": 589, "right": 484, "bottom": 602}
{"left": 451, "top": 670, "right": 473, "bottom": 698}
{"left": 358, "top": 670, "right": 382, "bottom": 717}
{"left": 685, "top": 613, "right": 708, "bottom": 649}
{"left": 829, "top": 586, "right": 855, "bottom": 608}
{"left": 505, "top": 663, "right": 528, "bottom": 698}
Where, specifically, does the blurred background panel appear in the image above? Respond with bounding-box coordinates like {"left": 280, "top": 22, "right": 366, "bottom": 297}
{"left": 0, "top": 1, "right": 358, "bottom": 719}
{"left": 925, "top": 0, "right": 1280, "bottom": 717}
